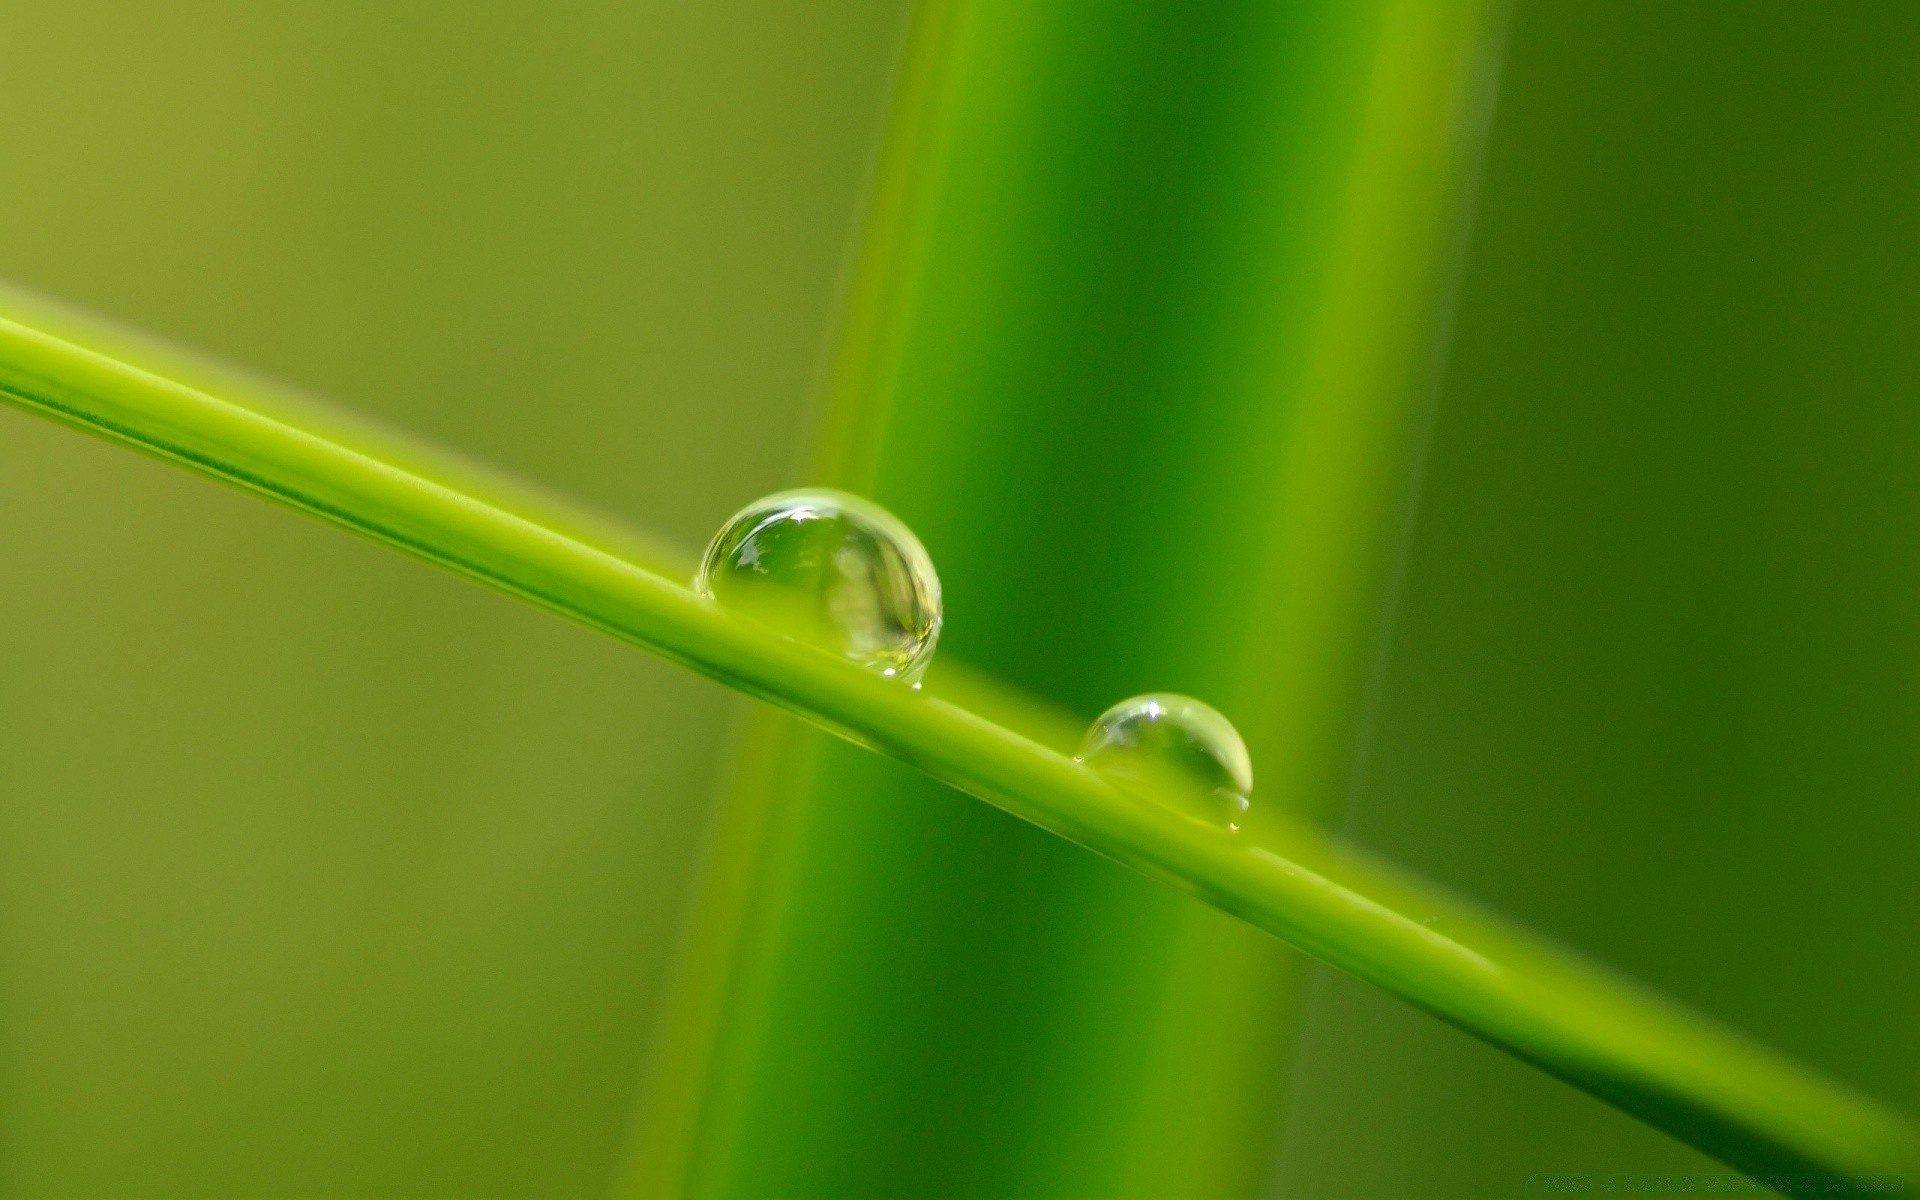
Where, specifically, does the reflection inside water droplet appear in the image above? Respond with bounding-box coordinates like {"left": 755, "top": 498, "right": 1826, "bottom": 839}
{"left": 695, "top": 488, "right": 941, "bottom": 684}
{"left": 1078, "top": 693, "right": 1252, "bottom": 831}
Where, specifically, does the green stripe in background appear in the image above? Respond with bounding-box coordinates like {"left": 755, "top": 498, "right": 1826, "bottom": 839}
{"left": 627, "top": 1, "right": 1504, "bottom": 1196}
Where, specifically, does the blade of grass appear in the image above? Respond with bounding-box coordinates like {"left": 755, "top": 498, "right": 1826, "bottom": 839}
{"left": 631, "top": 1, "right": 1508, "bottom": 1194}
{"left": 0, "top": 314, "right": 1912, "bottom": 1197}
{"left": 0, "top": 281, "right": 692, "bottom": 581}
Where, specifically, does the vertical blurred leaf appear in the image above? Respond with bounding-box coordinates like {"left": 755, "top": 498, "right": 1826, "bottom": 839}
{"left": 629, "top": 0, "right": 1504, "bottom": 1196}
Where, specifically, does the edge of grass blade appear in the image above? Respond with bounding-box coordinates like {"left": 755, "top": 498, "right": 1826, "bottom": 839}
{"left": 0, "top": 312, "right": 1911, "bottom": 1198}
{"left": 0, "top": 281, "right": 692, "bottom": 579}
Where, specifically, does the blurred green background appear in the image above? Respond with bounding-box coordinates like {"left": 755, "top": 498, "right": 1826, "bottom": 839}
{"left": 0, "top": 2, "right": 1913, "bottom": 1197}
{"left": 0, "top": 3, "right": 910, "bottom": 1194}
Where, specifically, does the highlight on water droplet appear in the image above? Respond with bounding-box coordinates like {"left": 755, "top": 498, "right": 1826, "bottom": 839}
{"left": 1078, "top": 693, "right": 1252, "bottom": 831}
{"left": 695, "top": 488, "right": 942, "bottom": 684}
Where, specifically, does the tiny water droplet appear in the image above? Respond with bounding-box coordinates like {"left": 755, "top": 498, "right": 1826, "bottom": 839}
{"left": 1078, "top": 694, "right": 1252, "bottom": 831}
{"left": 695, "top": 488, "right": 941, "bottom": 684}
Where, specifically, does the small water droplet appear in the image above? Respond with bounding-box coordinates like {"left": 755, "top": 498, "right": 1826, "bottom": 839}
{"left": 695, "top": 488, "right": 941, "bottom": 684}
{"left": 1078, "top": 694, "right": 1252, "bottom": 831}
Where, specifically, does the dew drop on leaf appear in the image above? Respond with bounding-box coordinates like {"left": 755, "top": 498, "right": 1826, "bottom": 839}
{"left": 1078, "top": 694, "right": 1252, "bottom": 831}
{"left": 695, "top": 488, "right": 942, "bottom": 685}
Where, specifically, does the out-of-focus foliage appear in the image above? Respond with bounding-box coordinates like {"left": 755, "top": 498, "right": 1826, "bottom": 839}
{"left": 0, "top": 2, "right": 908, "bottom": 1194}
{"left": 630, "top": 2, "right": 1514, "bottom": 1197}
{"left": 1273, "top": 3, "right": 1920, "bottom": 1196}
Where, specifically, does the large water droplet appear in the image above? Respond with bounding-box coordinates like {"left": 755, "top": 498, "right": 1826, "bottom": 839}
{"left": 695, "top": 488, "right": 941, "bottom": 684}
{"left": 1079, "top": 694, "right": 1252, "bottom": 831}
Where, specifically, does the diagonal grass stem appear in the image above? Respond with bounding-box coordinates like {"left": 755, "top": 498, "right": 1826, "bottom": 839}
{"left": 0, "top": 313, "right": 1911, "bottom": 1199}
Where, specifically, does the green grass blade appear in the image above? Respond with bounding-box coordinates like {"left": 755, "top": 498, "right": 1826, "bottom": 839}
{"left": 0, "top": 314, "right": 1913, "bottom": 1198}
{"left": 0, "top": 281, "right": 692, "bottom": 580}
{"left": 633, "top": 1, "right": 1507, "bottom": 1193}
